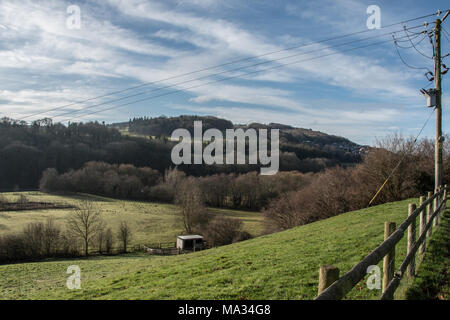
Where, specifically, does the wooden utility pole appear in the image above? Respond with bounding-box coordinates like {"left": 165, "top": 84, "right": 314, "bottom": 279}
{"left": 434, "top": 18, "right": 443, "bottom": 192}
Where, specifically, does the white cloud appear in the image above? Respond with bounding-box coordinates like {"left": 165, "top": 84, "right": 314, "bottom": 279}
{"left": 0, "top": 0, "right": 436, "bottom": 145}
{"left": 0, "top": 87, "right": 109, "bottom": 118}
{"left": 106, "top": 0, "right": 422, "bottom": 98}
{"left": 172, "top": 103, "right": 403, "bottom": 144}
{"left": 187, "top": 84, "right": 310, "bottom": 113}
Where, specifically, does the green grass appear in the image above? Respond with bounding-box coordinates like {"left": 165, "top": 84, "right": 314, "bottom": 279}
{"left": 1, "top": 197, "right": 440, "bottom": 300}
{"left": 0, "top": 192, "right": 263, "bottom": 246}
{"left": 403, "top": 209, "right": 450, "bottom": 300}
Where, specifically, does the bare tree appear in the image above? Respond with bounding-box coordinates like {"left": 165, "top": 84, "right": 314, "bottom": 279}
{"left": 104, "top": 228, "right": 114, "bottom": 254}
{"left": 43, "top": 217, "right": 61, "bottom": 256}
{"left": 66, "top": 201, "right": 103, "bottom": 256}
{"left": 175, "top": 177, "right": 210, "bottom": 233}
{"left": 117, "top": 221, "right": 132, "bottom": 253}
{"left": 23, "top": 222, "right": 44, "bottom": 258}
{"left": 96, "top": 223, "right": 107, "bottom": 254}
{"left": 360, "top": 134, "right": 419, "bottom": 203}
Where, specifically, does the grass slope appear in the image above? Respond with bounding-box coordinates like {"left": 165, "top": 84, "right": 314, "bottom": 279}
{"left": 405, "top": 209, "right": 450, "bottom": 299}
{"left": 0, "top": 192, "right": 263, "bottom": 246}
{"left": 1, "top": 197, "right": 438, "bottom": 300}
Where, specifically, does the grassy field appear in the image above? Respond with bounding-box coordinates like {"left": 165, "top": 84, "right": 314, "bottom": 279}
{"left": 1, "top": 196, "right": 444, "bottom": 300}
{"left": 0, "top": 192, "right": 264, "bottom": 246}
{"left": 404, "top": 209, "right": 450, "bottom": 299}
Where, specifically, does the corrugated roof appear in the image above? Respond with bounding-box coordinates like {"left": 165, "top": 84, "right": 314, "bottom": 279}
{"left": 177, "top": 235, "right": 203, "bottom": 240}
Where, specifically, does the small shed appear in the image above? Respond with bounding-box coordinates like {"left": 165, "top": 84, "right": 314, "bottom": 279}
{"left": 176, "top": 235, "right": 204, "bottom": 251}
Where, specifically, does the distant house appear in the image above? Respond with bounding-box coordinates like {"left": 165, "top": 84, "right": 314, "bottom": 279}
{"left": 176, "top": 235, "right": 204, "bottom": 251}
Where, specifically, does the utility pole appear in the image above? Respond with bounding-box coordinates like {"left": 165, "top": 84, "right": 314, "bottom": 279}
{"left": 434, "top": 17, "right": 443, "bottom": 192}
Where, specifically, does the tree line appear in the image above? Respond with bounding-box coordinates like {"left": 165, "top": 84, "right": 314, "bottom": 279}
{"left": 38, "top": 133, "right": 450, "bottom": 237}
{"left": 0, "top": 116, "right": 361, "bottom": 190}
{"left": 8, "top": 133, "right": 449, "bottom": 260}
{"left": 0, "top": 199, "right": 133, "bottom": 264}
{"left": 126, "top": 115, "right": 234, "bottom": 136}
{"left": 40, "top": 163, "right": 311, "bottom": 211}
{"left": 263, "top": 134, "right": 450, "bottom": 233}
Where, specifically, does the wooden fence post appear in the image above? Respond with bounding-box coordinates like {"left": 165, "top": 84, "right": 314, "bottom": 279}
{"left": 419, "top": 196, "right": 426, "bottom": 255}
{"left": 439, "top": 185, "right": 447, "bottom": 219}
{"left": 407, "top": 203, "right": 416, "bottom": 277}
{"left": 427, "top": 191, "right": 433, "bottom": 237}
{"left": 444, "top": 185, "right": 448, "bottom": 213}
{"left": 382, "top": 222, "right": 396, "bottom": 293}
{"left": 433, "top": 190, "right": 439, "bottom": 227}
{"left": 318, "top": 265, "right": 340, "bottom": 295}
{"left": 437, "top": 187, "right": 442, "bottom": 224}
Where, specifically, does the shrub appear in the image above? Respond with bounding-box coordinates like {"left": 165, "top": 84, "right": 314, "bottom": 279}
{"left": 39, "top": 168, "right": 60, "bottom": 192}
{"left": 0, "top": 234, "right": 27, "bottom": 262}
{"left": 0, "top": 194, "right": 8, "bottom": 204}
{"left": 43, "top": 217, "right": 61, "bottom": 256}
{"left": 202, "top": 216, "right": 244, "bottom": 247}
{"left": 148, "top": 183, "right": 174, "bottom": 202}
{"left": 39, "top": 162, "right": 161, "bottom": 200}
{"left": 0, "top": 218, "right": 64, "bottom": 263}
{"left": 263, "top": 134, "right": 445, "bottom": 233}
{"left": 22, "top": 222, "right": 44, "bottom": 258}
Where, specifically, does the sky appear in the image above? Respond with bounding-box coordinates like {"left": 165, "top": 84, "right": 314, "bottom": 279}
{"left": 0, "top": 0, "right": 449, "bottom": 145}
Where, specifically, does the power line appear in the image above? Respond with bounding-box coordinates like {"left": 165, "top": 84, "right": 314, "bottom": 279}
{"left": 42, "top": 25, "right": 432, "bottom": 123}
{"left": 58, "top": 33, "right": 431, "bottom": 123}
{"left": 393, "top": 31, "right": 427, "bottom": 49}
{"left": 442, "top": 25, "right": 450, "bottom": 44}
{"left": 45, "top": 26, "right": 428, "bottom": 121}
{"left": 402, "top": 26, "right": 434, "bottom": 59}
{"left": 393, "top": 34, "right": 432, "bottom": 71}
{"left": 368, "top": 106, "right": 436, "bottom": 207}
{"left": 17, "top": 12, "right": 441, "bottom": 121}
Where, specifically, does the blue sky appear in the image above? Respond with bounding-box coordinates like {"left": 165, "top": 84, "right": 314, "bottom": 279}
{"left": 0, "top": 0, "right": 449, "bottom": 145}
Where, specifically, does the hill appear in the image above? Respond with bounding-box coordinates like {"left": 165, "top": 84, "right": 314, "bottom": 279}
{"left": 1, "top": 197, "right": 441, "bottom": 300}
{"left": 115, "top": 115, "right": 364, "bottom": 159}
{"left": 0, "top": 119, "right": 172, "bottom": 190}
{"left": 114, "top": 115, "right": 365, "bottom": 174}
{"left": 0, "top": 116, "right": 364, "bottom": 190}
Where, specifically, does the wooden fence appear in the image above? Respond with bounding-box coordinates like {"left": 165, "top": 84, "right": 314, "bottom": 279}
{"left": 145, "top": 242, "right": 177, "bottom": 249}
{"left": 141, "top": 242, "right": 179, "bottom": 255}
{"left": 315, "top": 185, "right": 448, "bottom": 300}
